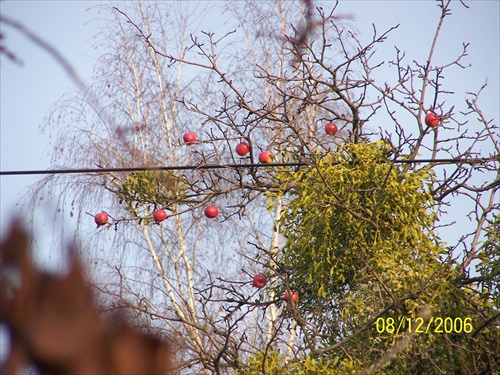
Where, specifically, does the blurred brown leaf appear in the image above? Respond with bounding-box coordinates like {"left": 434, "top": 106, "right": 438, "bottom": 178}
{"left": 0, "top": 221, "right": 175, "bottom": 375}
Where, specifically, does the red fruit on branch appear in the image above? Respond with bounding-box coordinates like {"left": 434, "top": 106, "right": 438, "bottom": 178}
{"left": 325, "top": 122, "right": 338, "bottom": 135}
{"left": 153, "top": 209, "right": 167, "bottom": 223}
{"left": 183, "top": 132, "right": 197, "bottom": 144}
{"left": 235, "top": 142, "right": 250, "bottom": 156}
{"left": 94, "top": 212, "right": 109, "bottom": 227}
{"left": 204, "top": 205, "right": 219, "bottom": 218}
{"left": 425, "top": 112, "right": 440, "bottom": 128}
{"left": 284, "top": 290, "right": 298, "bottom": 303}
{"left": 252, "top": 274, "right": 267, "bottom": 288}
{"left": 258, "top": 151, "right": 272, "bottom": 164}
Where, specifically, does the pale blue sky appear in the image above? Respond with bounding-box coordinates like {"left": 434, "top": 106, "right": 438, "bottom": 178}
{"left": 1, "top": 0, "right": 499, "bottom": 248}
{"left": 1, "top": 1, "right": 104, "bottom": 239}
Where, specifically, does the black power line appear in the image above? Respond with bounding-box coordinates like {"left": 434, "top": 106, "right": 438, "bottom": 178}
{"left": 0, "top": 157, "right": 497, "bottom": 176}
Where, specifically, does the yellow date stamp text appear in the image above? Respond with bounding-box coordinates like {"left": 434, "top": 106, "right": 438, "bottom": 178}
{"left": 375, "top": 316, "right": 473, "bottom": 334}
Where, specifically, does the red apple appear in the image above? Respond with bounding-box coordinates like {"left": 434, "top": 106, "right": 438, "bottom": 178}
{"left": 284, "top": 290, "right": 299, "bottom": 303}
{"left": 183, "top": 132, "right": 197, "bottom": 144}
{"left": 94, "top": 212, "right": 108, "bottom": 227}
{"left": 204, "top": 205, "right": 219, "bottom": 218}
{"left": 325, "top": 122, "right": 338, "bottom": 135}
{"left": 252, "top": 274, "right": 267, "bottom": 288}
{"left": 153, "top": 209, "right": 167, "bottom": 223}
{"left": 236, "top": 142, "right": 250, "bottom": 156}
{"left": 425, "top": 112, "right": 440, "bottom": 128}
{"left": 258, "top": 151, "right": 272, "bottom": 164}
